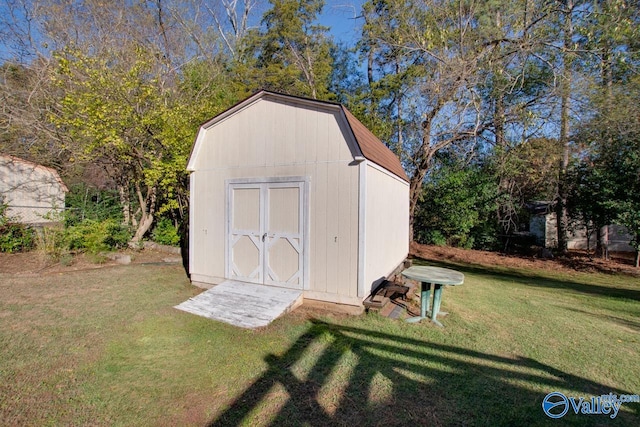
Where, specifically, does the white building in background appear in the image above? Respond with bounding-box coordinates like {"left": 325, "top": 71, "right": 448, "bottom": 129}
{"left": 530, "top": 210, "right": 634, "bottom": 253}
{"left": 0, "top": 155, "right": 68, "bottom": 225}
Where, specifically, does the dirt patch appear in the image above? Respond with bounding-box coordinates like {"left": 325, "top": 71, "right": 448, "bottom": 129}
{"left": 0, "top": 248, "right": 183, "bottom": 276}
{"left": 2, "top": 242, "right": 637, "bottom": 279}
{"left": 410, "top": 242, "right": 640, "bottom": 276}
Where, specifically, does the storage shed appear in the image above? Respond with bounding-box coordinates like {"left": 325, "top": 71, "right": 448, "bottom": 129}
{"left": 0, "top": 155, "right": 68, "bottom": 225}
{"left": 530, "top": 211, "right": 634, "bottom": 252}
{"left": 187, "top": 91, "right": 409, "bottom": 307}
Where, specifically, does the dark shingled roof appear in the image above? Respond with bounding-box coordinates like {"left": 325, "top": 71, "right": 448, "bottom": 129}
{"left": 341, "top": 107, "right": 408, "bottom": 182}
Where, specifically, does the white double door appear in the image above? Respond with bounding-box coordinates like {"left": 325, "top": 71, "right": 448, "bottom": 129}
{"left": 227, "top": 180, "right": 305, "bottom": 289}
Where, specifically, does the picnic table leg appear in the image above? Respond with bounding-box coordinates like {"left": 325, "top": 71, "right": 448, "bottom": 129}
{"left": 406, "top": 281, "right": 432, "bottom": 323}
{"left": 430, "top": 284, "right": 444, "bottom": 327}
{"left": 420, "top": 281, "right": 431, "bottom": 318}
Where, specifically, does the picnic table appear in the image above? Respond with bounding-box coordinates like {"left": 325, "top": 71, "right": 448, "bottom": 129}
{"left": 401, "top": 266, "right": 464, "bottom": 327}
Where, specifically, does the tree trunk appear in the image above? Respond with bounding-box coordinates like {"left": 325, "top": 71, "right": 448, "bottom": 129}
{"left": 556, "top": 0, "right": 574, "bottom": 254}
{"left": 596, "top": 225, "right": 602, "bottom": 257}
{"left": 408, "top": 175, "right": 420, "bottom": 242}
{"left": 395, "top": 58, "right": 404, "bottom": 158}
{"left": 131, "top": 211, "right": 155, "bottom": 244}
{"left": 117, "top": 184, "right": 131, "bottom": 226}
{"left": 596, "top": 224, "right": 610, "bottom": 260}
{"left": 129, "top": 184, "right": 157, "bottom": 246}
{"left": 408, "top": 125, "right": 436, "bottom": 241}
{"left": 635, "top": 250, "right": 639, "bottom": 268}
{"left": 494, "top": 93, "right": 512, "bottom": 236}
{"left": 368, "top": 50, "right": 374, "bottom": 86}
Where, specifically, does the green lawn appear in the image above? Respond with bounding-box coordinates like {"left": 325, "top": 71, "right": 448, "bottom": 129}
{"left": 0, "top": 258, "right": 638, "bottom": 426}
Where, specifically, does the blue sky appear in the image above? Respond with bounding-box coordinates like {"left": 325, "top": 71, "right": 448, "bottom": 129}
{"left": 0, "top": 0, "right": 365, "bottom": 63}
{"left": 319, "top": 0, "right": 364, "bottom": 45}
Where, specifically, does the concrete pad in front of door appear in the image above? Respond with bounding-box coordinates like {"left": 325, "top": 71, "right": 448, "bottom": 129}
{"left": 174, "top": 280, "right": 303, "bottom": 329}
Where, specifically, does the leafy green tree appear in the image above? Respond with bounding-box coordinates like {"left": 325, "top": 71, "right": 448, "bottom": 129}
{"left": 566, "top": 162, "right": 616, "bottom": 256}
{"left": 241, "top": 0, "right": 335, "bottom": 99}
{"left": 51, "top": 45, "right": 199, "bottom": 243}
{"left": 472, "top": 1, "right": 559, "bottom": 238}
{"left": 564, "top": 1, "right": 639, "bottom": 259}
{"left": 550, "top": 1, "right": 640, "bottom": 252}
{"left": 414, "top": 160, "right": 498, "bottom": 249}
{"left": 2, "top": 0, "right": 254, "bottom": 246}
{"left": 571, "top": 76, "right": 640, "bottom": 266}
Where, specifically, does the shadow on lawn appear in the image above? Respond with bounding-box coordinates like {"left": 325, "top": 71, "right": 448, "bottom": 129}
{"left": 416, "top": 258, "right": 640, "bottom": 302}
{"left": 564, "top": 307, "right": 640, "bottom": 332}
{"left": 207, "top": 320, "right": 638, "bottom": 427}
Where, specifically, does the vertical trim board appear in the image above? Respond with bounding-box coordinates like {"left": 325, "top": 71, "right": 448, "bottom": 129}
{"left": 189, "top": 172, "right": 196, "bottom": 275}
{"left": 357, "top": 161, "right": 367, "bottom": 299}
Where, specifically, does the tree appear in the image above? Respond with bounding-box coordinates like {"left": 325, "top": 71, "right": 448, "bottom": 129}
{"left": 0, "top": 60, "right": 61, "bottom": 166}
{"left": 597, "top": 78, "right": 640, "bottom": 267}
{"left": 494, "top": 137, "right": 561, "bottom": 236}
{"left": 566, "top": 162, "right": 615, "bottom": 256}
{"left": 414, "top": 158, "right": 498, "bottom": 249}
{"left": 553, "top": 0, "right": 578, "bottom": 254}
{"left": 549, "top": 0, "right": 640, "bottom": 253}
{"left": 359, "top": 0, "right": 557, "bottom": 240}
{"left": 1, "top": 0, "right": 244, "bottom": 245}
{"left": 564, "top": 0, "right": 640, "bottom": 259}
{"left": 474, "top": 1, "right": 560, "bottom": 238}
{"left": 206, "top": 0, "right": 259, "bottom": 58}
{"left": 571, "top": 76, "right": 640, "bottom": 266}
{"left": 51, "top": 47, "right": 169, "bottom": 242}
{"left": 241, "top": 0, "right": 335, "bottom": 99}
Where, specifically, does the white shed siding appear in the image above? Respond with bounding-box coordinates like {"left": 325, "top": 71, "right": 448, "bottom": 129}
{"left": 536, "top": 212, "right": 634, "bottom": 252}
{"left": 189, "top": 98, "right": 361, "bottom": 303}
{"left": 0, "top": 156, "right": 66, "bottom": 224}
{"left": 362, "top": 163, "right": 410, "bottom": 294}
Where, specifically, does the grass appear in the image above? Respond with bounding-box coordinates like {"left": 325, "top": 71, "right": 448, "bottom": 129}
{"left": 0, "top": 258, "right": 638, "bottom": 426}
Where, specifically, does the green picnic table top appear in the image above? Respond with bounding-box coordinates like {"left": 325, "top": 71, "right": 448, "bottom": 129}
{"left": 402, "top": 266, "right": 464, "bottom": 286}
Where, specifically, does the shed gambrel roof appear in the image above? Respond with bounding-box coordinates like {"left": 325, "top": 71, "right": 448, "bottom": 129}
{"left": 188, "top": 91, "right": 409, "bottom": 182}
{"left": 0, "top": 154, "right": 69, "bottom": 192}
{"left": 341, "top": 107, "right": 408, "bottom": 182}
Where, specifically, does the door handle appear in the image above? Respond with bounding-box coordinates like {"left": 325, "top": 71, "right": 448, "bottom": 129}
{"left": 262, "top": 233, "right": 267, "bottom": 242}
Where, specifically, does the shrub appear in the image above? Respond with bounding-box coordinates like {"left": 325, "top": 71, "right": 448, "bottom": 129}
{"left": 0, "top": 222, "right": 35, "bottom": 253}
{"left": 35, "top": 225, "right": 68, "bottom": 259}
{"left": 0, "top": 197, "right": 35, "bottom": 253}
{"left": 415, "top": 161, "right": 498, "bottom": 248}
{"left": 64, "top": 183, "right": 123, "bottom": 226}
{"left": 103, "top": 220, "right": 131, "bottom": 249}
{"left": 425, "top": 230, "right": 447, "bottom": 247}
{"left": 35, "top": 218, "right": 131, "bottom": 259}
{"left": 450, "top": 234, "right": 474, "bottom": 249}
{"left": 152, "top": 218, "right": 180, "bottom": 246}
{"left": 65, "top": 219, "right": 131, "bottom": 253}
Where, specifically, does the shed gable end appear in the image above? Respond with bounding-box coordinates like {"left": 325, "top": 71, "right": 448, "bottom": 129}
{"left": 190, "top": 98, "right": 358, "bottom": 171}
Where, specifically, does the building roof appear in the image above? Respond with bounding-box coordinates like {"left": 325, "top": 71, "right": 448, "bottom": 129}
{"left": 0, "top": 154, "right": 69, "bottom": 192}
{"left": 189, "top": 90, "right": 409, "bottom": 182}
{"left": 341, "top": 107, "right": 408, "bottom": 181}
